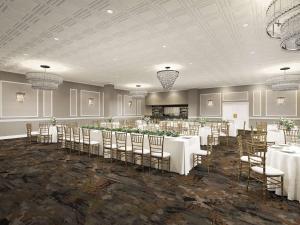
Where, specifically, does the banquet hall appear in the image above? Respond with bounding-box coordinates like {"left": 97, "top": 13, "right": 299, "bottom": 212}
{"left": 1, "top": 0, "right": 300, "bottom": 224}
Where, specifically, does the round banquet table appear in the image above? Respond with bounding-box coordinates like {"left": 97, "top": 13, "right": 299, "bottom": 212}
{"left": 267, "top": 145, "right": 300, "bottom": 202}
{"left": 267, "top": 129, "right": 285, "bottom": 145}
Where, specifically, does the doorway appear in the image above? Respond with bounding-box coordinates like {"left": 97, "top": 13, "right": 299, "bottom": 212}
{"left": 222, "top": 102, "right": 249, "bottom": 136}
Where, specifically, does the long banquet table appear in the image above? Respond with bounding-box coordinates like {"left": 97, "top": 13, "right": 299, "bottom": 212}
{"left": 267, "top": 145, "right": 300, "bottom": 202}
{"left": 89, "top": 129, "right": 201, "bottom": 175}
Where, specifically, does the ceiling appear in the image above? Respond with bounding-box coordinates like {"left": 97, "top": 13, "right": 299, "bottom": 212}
{"left": 0, "top": 0, "right": 299, "bottom": 91}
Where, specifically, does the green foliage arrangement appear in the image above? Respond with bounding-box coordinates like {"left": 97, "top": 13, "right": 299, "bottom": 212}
{"left": 81, "top": 125, "right": 179, "bottom": 137}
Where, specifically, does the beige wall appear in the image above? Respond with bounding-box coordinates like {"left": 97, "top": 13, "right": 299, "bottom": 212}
{"left": 145, "top": 85, "right": 300, "bottom": 126}
{"left": 0, "top": 71, "right": 143, "bottom": 137}
{"left": 146, "top": 90, "right": 188, "bottom": 105}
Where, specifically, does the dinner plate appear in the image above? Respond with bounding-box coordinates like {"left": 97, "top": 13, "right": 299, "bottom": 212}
{"left": 270, "top": 145, "right": 282, "bottom": 149}
{"left": 281, "top": 149, "right": 295, "bottom": 153}
{"left": 279, "top": 144, "right": 288, "bottom": 146}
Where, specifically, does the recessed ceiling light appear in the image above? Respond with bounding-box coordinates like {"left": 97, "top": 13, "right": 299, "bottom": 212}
{"left": 189, "top": 62, "right": 193, "bottom": 65}
{"left": 162, "top": 45, "right": 167, "bottom": 48}
{"left": 250, "top": 51, "right": 255, "bottom": 55}
{"left": 106, "top": 9, "right": 113, "bottom": 14}
{"left": 23, "top": 53, "right": 28, "bottom": 56}
{"left": 242, "top": 23, "right": 249, "bottom": 28}
{"left": 54, "top": 37, "right": 59, "bottom": 41}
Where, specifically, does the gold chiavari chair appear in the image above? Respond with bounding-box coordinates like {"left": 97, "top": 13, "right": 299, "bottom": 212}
{"left": 159, "top": 121, "right": 167, "bottom": 131}
{"left": 193, "top": 135, "right": 213, "bottom": 173}
{"left": 211, "top": 123, "right": 220, "bottom": 145}
{"left": 283, "top": 129, "right": 299, "bottom": 144}
{"left": 72, "top": 127, "right": 82, "bottom": 153}
{"left": 148, "top": 135, "right": 170, "bottom": 173}
{"left": 115, "top": 132, "right": 132, "bottom": 167}
{"left": 56, "top": 125, "right": 64, "bottom": 149}
{"left": 189, "top": 124, "right": 201, "bottom": 145}
{"left": 38, "top": 124, "right": 52, "bottom": 143}
{"left": 63, "top": 126, "right": 73, "bottom": 152}
{"left": 82, "top": 128, "right": 100, "bottom": 157}
{"left": 26, "top": 123, "right": 38, "bottom": 144}
{"left": 131, "top": 133, "right": 149, "bottom": 170}
{"left": 237, "top": 135, "right": 262, "bottom": 181}
{"left": 102, "top": 130, "right": 117, "bottom": 162}
{"left": 256, "top": 122, "right": 267, "bottom": 133}
{"left": 220, "top": 122, "right": 230, "bottom": 146}
{"left": 246, "top": 140, "right": 284, "bottom": 199}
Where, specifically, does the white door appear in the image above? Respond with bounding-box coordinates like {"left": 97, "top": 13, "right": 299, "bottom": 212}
{"left": 222, "top": 102, "right": 249, "bottom": 136}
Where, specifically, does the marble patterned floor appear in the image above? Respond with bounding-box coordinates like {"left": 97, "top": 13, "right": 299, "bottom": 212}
{"left": 0, "top": 138, "right": 300, "bottom": 225}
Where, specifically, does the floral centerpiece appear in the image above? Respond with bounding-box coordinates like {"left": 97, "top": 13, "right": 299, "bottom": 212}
{"left": 197, "top": 117, "right": 207, "bottom": 127}
{"left": 279, "top": 118, "right": 295, "bottom": 130}
{"left": 50, "top": 117, "right": 57, "bottom": 126}
{"left": 143, "top": 116, "right": 151, "bottom": 124}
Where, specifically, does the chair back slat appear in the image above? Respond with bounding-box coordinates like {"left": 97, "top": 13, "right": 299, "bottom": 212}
{"left": 131, "top": 133, "right": 144, "bottom": 151}
{"left": 102, "top": 130, "right": 113, "bottom": 147}
{"left": 72, "top": 127, "right": 81, "bottom": 142}
{"left": 116, "top": 132, "right": 127, "bottom": 149}
{"left": 82, "top": 128, "right": 91, "bottom": 144}
{"left": 149, "top": 135, "right": 164, "bottom": 157}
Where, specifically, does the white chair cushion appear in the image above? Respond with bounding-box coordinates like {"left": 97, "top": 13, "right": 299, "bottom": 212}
{"left": 220, "top": 132, "right": 227, "bottom": 136}
{"left": 73, "top": 139, "right": 82, "bottom": 143}
{"left": 240, "top": 156, "right": 262, "bottom": 163}
{"left": 133, "top": 149, "right": 150, "bottom": 154}
{"left": 31, "top": 131, "right": 39, "bottom": 135}
{"left": 251, "top": 166, "right": 284, "bottom": 176}
{"left": 196, "top": 150, "right": 210, "bottom": 156}
{"left": 151, "top": 152, "right": 170, "bottom": 158}
{"left": 63, "top": 137, "right": 73, "bottom": 141}
{"left": 83, "top": 140, "right": 99, "bottom": 145}
{"left": 104, "top": 144, "right": 117, "bottom": 149}
{"left": 117, "top": 146, "right": 132, "bottom": 151}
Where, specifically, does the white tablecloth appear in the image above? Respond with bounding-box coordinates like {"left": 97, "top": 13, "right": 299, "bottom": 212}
{"left": 49, "top": 125, "right": 57, "bottom": 143}
{"left": 267, "top": 145, "right": 300, "bottom": 202}
{"left": 198, "top": 126, "right": 211, "bottom": 145}
{"left": 267, "top": 130, "right": 285, "bottom": 145}
{"left": 90, "top": 129, "right": 201, "bottom": 175}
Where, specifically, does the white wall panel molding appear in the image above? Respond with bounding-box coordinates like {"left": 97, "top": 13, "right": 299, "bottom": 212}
{"left": 0, "top": 116, "right": 105, "bottom": 123}
{"left": 250, "top": 117, "right": 300, "bottom": 120}
{"left": 136, "top": 99, "right": 142, "bottom": 115}
{"left": 123, "top": 95, "right": 137, "bottom": 116}
{"left": 70, "top": 89, "right": 78, "bottom": 116}
{"left": 43, "top": 90, "right": 53, "bottom": 117}
{"left": 80, "top": 90, "right": 101, "bottom": 116}
{"left": 0, "top": 80, "right": 39, "bottom": 118}
{"left": 117, "top": 94, "right": 123, "bottom": 116}
{"left": 222, "top": 91, "right": 248, "bottom": 101}
{"left": 265, "top": 90, "right": 297, "bottom": 116}
{"left": 252, "top": 90, "right": 261, "bottom": 116}
{"left": 200, "top": 93, "right": 222, "bottom": 117}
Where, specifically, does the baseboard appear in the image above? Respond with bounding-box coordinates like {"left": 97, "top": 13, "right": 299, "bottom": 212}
{"left": 0, "top": 134, "right": 27, "bottom": 140}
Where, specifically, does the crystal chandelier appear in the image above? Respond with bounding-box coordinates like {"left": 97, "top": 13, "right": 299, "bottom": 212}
{"left": 266, "top": 0, "right": 300, "bottom": 50}
{"left": 266, "top": 67, "right": 300, "bottom": 91}
{"left": 157, "top": 66, "right": 179, "bottom": 90}
{"left": 129, "top": 85, "right": 147, "bottom": 99}
{"left": 281, "top": 13, "right": 300, "bottom": 50}
{"left": 26, "top": 65, "right": 63, "bottom": 90}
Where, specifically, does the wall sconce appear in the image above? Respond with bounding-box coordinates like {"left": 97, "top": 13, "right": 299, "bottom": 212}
{"left": 88, "top": 98, "right": 95, "bottom": 106}
{"left": 207, "top": 99, "right": 213, "bottom": 106}
{"left": 277, "top": 96, "right": 285, "bottom": 104}
{"left": 128, "top": 100, "right": 132, "bottom": 107}
{"left": 16, "top": 92, "right": 25, "bottom": 103}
